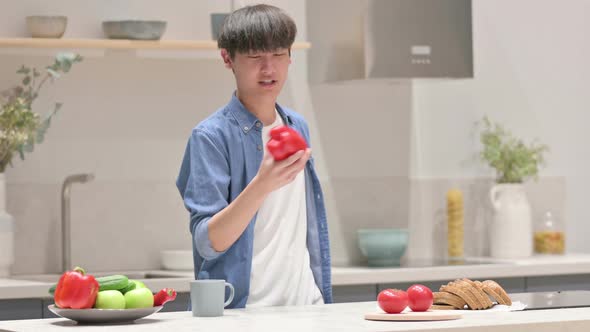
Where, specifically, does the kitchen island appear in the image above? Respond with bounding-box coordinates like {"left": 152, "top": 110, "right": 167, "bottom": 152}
{"left": 1, "top": 301, "right": 588, "bottom": 332}
{"left": 4, "top": 253, "right": 590, "bottom": 300}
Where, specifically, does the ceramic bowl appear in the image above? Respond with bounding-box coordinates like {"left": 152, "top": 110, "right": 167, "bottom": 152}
{"left": 26, "top": 16, "right": 67, "bottom": 38}
{"left": 102, "top": 20, "right": 167, "bottom": 40}
{"left": 358, "top": 228, "right": 409, "bottom": 267}
{"left": 160, "top": 250, "right": 193, "bottom": 271}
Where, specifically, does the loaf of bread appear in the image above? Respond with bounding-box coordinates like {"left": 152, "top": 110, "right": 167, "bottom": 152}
{"left": 433, "top": 278, "right": 512, "bottom": 310}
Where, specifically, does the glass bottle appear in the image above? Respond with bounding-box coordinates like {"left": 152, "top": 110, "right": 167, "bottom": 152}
{"left": 534, "top": 211, "right": 565, "bottom": 254}
{"left": 447, "top": 189, "right": 464, "bottom": 261}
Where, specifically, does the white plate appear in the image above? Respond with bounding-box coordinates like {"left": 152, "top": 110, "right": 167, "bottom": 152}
{"left": 48, "top": 305, "right": 163, "bottom": 324}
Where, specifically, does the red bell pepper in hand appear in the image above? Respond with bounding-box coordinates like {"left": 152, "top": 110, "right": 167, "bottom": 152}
{"left": 266, "top": 125, "right": 308, "bottom": 161}
{"left": 54, "top": 266, "right": 99, "bottom": 309}
{"left": 153, "top": 288, "right": 177, "bottom": 306}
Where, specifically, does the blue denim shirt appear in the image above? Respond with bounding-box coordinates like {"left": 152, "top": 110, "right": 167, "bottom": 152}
{"left": 176, "top": 93, "right": 332, "bottom": 308}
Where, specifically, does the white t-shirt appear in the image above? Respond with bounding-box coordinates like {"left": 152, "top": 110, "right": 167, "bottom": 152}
{"left": 246, "top": 111, "right": 324, "bottom": 307}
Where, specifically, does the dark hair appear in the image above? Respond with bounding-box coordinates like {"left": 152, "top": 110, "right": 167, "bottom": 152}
{"left": 217, "top": 4, "right": 297, "bottom": 58}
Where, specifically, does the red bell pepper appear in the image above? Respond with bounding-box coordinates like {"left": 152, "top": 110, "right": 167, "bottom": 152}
{"left": 266, "top": 125, "right": 308, "bottom": 161}
{"left": 153, "top": 288, "right": 177, "bottom": 306}
{"left": 53, "top": 266, "right": 99, "bottom": 309}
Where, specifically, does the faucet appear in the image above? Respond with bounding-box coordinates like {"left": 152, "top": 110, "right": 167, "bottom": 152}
{"left": 61, "top": 173, "right": 94, "bottom": 272}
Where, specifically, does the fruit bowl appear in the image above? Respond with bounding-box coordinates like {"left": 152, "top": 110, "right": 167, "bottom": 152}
{"left": 48, "top": 305, "right": 162, "bottom": 324}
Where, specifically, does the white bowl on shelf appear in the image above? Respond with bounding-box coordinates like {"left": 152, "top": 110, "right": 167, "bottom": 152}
{"left": 160, "top": 250, "right": 193, "bottom": 271}
{"left": 26, "top": 16, "right": 67, "bottom": 38}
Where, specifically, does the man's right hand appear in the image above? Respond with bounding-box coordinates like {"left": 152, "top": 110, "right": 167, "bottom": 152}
{"left": 252, "top": 148, "right": 312, "bottom": 194}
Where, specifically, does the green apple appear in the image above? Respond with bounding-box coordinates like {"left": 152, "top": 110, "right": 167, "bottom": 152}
{"left": 94, "top": 290, "right": 125, "bottom": 309}
{"left": 130, "top": 279, "right": 148, "bottom": 289}
{"left": 125, "top": 288, "right": 154, "bottom": 309}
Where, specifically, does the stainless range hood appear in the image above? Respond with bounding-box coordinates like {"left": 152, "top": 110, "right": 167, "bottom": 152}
{"left": 306, "top": 0, "right": 473, "bottom": 83}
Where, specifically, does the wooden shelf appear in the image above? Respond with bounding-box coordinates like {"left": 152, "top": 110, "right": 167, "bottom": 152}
{"left": 0, "top": 38, "right": 311, "bottom": 50}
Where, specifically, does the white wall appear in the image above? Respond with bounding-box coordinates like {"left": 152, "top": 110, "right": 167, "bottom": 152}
{"left": 412, "top": 0, "right": 590, "bottom": 253}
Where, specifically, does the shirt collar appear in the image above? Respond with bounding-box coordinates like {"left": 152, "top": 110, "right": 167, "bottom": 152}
{"left": 228, "top": 92, "right": 293, "bottom": 134}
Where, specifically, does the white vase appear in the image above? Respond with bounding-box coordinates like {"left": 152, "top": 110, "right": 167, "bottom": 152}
{"left": 489, "top": 183, "right": 533, "bottom": 259}
{"left": 0, "top": 173, "right": 15, "bottom": 277}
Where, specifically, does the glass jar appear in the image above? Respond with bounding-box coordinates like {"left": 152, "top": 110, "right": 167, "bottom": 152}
{"left": 534, "top": 211, "right": 565, "bottom": 254}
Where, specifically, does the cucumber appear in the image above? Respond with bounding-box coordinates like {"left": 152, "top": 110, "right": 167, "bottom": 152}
{"left": 97, "top": 275, "right": 129, "bottom": 291}
{"left": 48, "top": 274, "right": 129, "bottom": 295}
{"left": 118, "top": 280, "right": 137, "bottom": 294}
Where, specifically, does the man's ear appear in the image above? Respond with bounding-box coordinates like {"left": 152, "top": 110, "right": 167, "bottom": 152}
{"left": 220, "top": 49, "right": 232, "bottom": 69}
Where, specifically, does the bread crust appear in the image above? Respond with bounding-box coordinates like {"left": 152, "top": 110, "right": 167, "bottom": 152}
{"left": 436, "top": 279, "right": 512, "bottom": 310}
{"left": 483, "top": 280, "right": 512, "bottom": 305}
{"left": 440, "top": 282, "right": 481, "bottom": 309}
{"left": 433, "top": 291, "right": 466, "bottom": 309}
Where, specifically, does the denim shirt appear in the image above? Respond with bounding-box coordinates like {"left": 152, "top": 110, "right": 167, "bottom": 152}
{"left": 176, "top": 93, "right": 332, "bottom": 308}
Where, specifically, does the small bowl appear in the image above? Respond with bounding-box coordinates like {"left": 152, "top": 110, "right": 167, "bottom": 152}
{"left": 26, "top": 16, "right": 67, "bottom": 38}
{"left": 102, "top": 20, "right": 167, "bottom": 40}
{"left": 358, "top": 228, "right": 409, "bottom": 267}
{"left": 160, "top": 250, "right": 193, "bottom": 271}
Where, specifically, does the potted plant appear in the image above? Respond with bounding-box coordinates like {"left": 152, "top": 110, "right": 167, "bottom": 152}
{"left": 477, "top": 116, "right": 549, "bottom": 259}
{"left": 0, "top": 52, "right": 82, "bottom": 277}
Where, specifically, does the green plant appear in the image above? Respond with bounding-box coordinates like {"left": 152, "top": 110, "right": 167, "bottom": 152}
{"left": 0, "top": 52, "right": 82, "bottom": 172}
{"left": 477, "top": 116, "right": 549, "bottom": 184}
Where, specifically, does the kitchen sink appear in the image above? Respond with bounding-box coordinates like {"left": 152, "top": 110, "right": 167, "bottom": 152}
{"left": 11, "top": 271, "right": 191, "bottom": 283}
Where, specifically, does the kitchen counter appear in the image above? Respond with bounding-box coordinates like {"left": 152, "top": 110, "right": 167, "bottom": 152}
{"left": 1, "top": 301, "right": 589, "bottom": 332}
{"left": 332, "top": 253, "right": 590, "bottom": 285}
{"left": 0, "top": 271, "right": 194, "bottom": 300}
{"left": 2, "top": 254, "right": 590, "bottom": 300}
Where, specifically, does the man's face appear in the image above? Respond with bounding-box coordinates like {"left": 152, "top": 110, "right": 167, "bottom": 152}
{"left": 221, "top": 48, "right": 291, "bottom": 100}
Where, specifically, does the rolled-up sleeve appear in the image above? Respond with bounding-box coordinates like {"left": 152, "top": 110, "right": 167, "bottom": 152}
{"left": 176, "top": 128, "right": 230, "bottom": 261}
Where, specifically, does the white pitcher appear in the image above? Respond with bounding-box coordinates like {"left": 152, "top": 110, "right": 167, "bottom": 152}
{"left": 489, "top": 183, "right": 533, "bottom": 258}
{"left": 0, "top": 173, "right": 14, "bottom": 277}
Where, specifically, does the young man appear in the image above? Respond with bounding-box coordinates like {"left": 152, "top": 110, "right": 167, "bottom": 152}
{"left": 176, "top": 4, "right": 332, "bottom": 308}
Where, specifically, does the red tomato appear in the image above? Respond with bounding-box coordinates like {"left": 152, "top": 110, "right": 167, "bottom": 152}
{"left": 377, "top": 289, "right": 408, "bottom": 314}
{"left": 406, "top": 284, "right": 433, "bottom": 312}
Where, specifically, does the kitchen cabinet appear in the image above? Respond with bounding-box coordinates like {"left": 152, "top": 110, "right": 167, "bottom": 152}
{"left": 0, "top": 299, "right": 42, "bottom": 320}
{"left": 526, "top": 274, "right": 590, "bottom": 292}
{"left": 332, "top": 285, "right": 377, "bottom": 303}
{"left": 41, "top": 299, "right": 58, "bottom": 319}
{"left": 160, "top": 292, "right": 190, "bottom": 312}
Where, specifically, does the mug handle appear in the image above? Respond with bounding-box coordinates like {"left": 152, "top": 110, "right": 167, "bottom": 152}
{"left": 224, "top": 282, "right": 235, "bottom": 307}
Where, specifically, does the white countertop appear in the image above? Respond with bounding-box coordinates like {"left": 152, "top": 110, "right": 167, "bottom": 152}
{"left": 2, "top": 254, "right": 590, "bottom": 300}
{"left": 332, "top": 253, "right": 590, "bottom": 285}
{"left": 1, "top": 301, "right": 589, "bottom": 332}
{"left": 0, "top": 271, "right": 195, "bottom": 300}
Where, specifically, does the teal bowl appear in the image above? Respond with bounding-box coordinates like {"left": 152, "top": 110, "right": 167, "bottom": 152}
{"left": 358, "top": 228, "right": 409, "bottom": 267}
